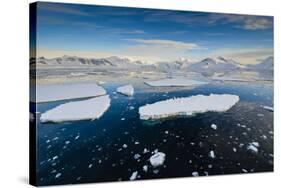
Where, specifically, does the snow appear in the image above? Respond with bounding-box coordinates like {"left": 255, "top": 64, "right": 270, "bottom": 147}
{"left": 33, "top": 82, "right": 106, "bottom": 103}
{"left": 262, "top": 105, "right": 273, "bottom": 112}
{"left": 116, "top": 84, "right": 134, "bottom": 96}
{"left": 40, "top": 95, "right": 110, "bottom": 123}
{"left": 130, "top": 171, "right": 138, "bottom": 181}
{"left": 211, "top": 124, "right": 217, "bottom": 130}
{"left": 139, "top": 94, "right": 239, "bottom": 120}
{"left": 145, "top": 78, "right": 207, "bottom": 87}
{"left": 149, "top": 152, "right": 166, "bottom": 167}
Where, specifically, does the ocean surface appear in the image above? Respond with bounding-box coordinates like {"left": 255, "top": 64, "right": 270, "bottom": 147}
{"left": 33, "top": 81, "right": 273, "bottom": 186}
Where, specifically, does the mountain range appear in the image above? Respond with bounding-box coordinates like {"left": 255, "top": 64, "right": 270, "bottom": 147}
{"left": 31, "top": 55, "right": 273, "bottom": 74}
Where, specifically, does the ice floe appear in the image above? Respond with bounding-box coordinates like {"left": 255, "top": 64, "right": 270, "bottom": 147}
{"left": 33, "top": 82, "right": 107, "bottom": 103}
{"left": 139, "top": 94, "right": 239, "bottom": 120}
{"left": 116, "top": 84, "right": 134, "bottom": 96}
{"left": 145, "top": 78, "right": 208, "bottom": 87}
{"left": 149, "top": 152, "right": 166, "bottom": 167}
{"left": 143, "top": 165, "right": 148, "bottom": 172}
{"left": 40, "top": 95, "right": 110, "bottom": 123}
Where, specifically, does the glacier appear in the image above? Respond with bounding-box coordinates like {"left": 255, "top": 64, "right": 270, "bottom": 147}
{"left": 32, "top": 82, "right": 106, "bottom": 103}
{"left": 139, "top": 94, "right": 239, "bottom": 120}
{"left": 40, "top": 95, "right": 110, "bottom": 123}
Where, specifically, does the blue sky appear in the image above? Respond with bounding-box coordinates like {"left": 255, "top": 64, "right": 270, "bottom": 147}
{"left": 36, "top": 2, "right": 273, "bottom": 64}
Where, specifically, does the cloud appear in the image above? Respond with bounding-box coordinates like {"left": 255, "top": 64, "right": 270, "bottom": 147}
{"left": 117, "top": 39, "right": 201, "bottom": 62}
{"left": 38, "top": 3, "right": 91, "bottom": 16}
{"left": 208, "top": 14, "right": 273, "bottom": 30}
{"left": 126, "top": 39, "right": 200, "bottom": 50}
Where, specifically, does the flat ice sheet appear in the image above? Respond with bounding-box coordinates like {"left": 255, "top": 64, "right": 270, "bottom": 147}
{"left": 32, "top": 82, "right": 106, "bottom": 103}
{"left": 139, "top": 94, "right": 239, "bottom": 120}
{"left": 144, "top": 78, "right": 208, "bottom": 87}
{"left": 40, "top": 95, "right": 110, "bottom": 123}
{"left": 116, "top": 84, "right": 134, "bottom": 96}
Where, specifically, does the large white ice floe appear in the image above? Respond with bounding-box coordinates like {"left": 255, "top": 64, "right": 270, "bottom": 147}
{"left": 139, "top": 94, "right": 239, "bottom": 120}
{"left": 144, "top": 78, "right": 208, "bottom": 87}
{"left": 32, "top": 82, "right": 106, "bottom": 103}
{"left": 40, "top": 95, "right": 110, "bottom": 123}
{"left": 116, "top": 84, "right": 134, "bottom": 96}
{"left": 149, "top": 152, "right": 166, "bottom": 167}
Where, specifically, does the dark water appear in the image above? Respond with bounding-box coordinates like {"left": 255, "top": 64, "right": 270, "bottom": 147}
{"left": 33, "top": 81, "right": 273, "bottom": 186}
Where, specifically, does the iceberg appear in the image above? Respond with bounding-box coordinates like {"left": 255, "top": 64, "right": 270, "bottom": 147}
{"left": 40, "top": 95, "right": 110, "bottom": 123}
{"left": 145, "top": 78, "right": 208, "bottom": 87}
{"left": 116, "top": 84, "right": 134, "bottom": 96}
{"left": 33, "top": 82, "right": 106, "bottom": 103}
{"left": 139, "top": 94, "right": 239, "bottom": 120}
{"left": 149, "top": 152, "right": 166, "bottom": 167}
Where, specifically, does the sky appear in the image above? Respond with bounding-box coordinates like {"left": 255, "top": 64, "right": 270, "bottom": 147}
{"left": 35, "top": 2, "right": 273, "bottom": 64}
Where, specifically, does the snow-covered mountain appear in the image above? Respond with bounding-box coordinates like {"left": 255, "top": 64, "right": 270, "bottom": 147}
{"left": 247, "top": 56, "right": 273, "bottom": 70}
{"left": 34, "top": 55, "right": 143, "bottom": 68}
{"left": 187, "top": 57, "right": 242, "bottom": 75}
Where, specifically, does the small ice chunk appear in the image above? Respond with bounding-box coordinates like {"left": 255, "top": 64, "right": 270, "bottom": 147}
{"left": 209, "top": 150, "right": 216, "bottom": 158}
{"left": 122, "top": 144, "right": 128, "bottom": 148}
{"left": 143, "top": 165, "right": 148, "bottom": 172}
{"left": 139, "top": 94, "right": 239, "bottom": 120}
{"left": 134, "top": 154, "right": 141, "bottom": 160}
{"left": 55, "top": 173, "right": 62, "bottom": 178}
{"left": 233, "top": 147, "right": 237, "bottom": 152}
{"left": 262, "top": 105, "right": 273, "bottom": 112}
{"left": 211, "top": 124, "right": 217, "bottom": 130}
{"left": 117, "top": 85, "right": 134, "bottom": 96}
{"left": 135, "top": 141, "right": 140, "bottom": 145}
{"left": 121, "top": 118, "right": 125, "bottom": 121}
{"left": 130, "top": 171, "right": 138, "bottom": 181}
{"left": 143, "top": 148, "right": 149, "bottom": 154}
{"left": 75, "top": 135, "right": 80, "bottom": 140}
{"left": 247, "top": 142, "right": 259, "bottom": 153}
{"left": 88, "top": 164, "right": 93, "bottom": 168}
{"left": 192, "top": 171, "right": 199, "bottom": 176}
{"left": 40, "top": 95, "right": 110, "bottom": 123}
{"left": 149, "top": 152, "right": 166, "bottom": 167}
{"left": 242, "top": 169, "right": 248, "bottom": 173}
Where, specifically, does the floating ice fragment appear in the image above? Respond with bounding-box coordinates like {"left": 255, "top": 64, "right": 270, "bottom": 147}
{"left": 134, "top": 154, "right": 141, "bottom": 160}
{"left": 121, "top": 118, "right": 125, "bottom": 121}
{"left": 139, "top": 94, "right": 239, "bottom": 120}
{"left": 40, "top": 95, "right": 111, "bottom": 123}
{"left": 143, "top": 165, "right": 148, "bottom": 172}
{"left": 143, "top": 148, "right": 149, "bottom": 154}
{"left": 242, "top": 169, "right": 248, "bottom": 173}
{"left": 55, "top": 173, "right": 62, "bottom": 178}
{"left": 149, "top": 152, "right": 166, "bottom": 167}
{"left": 122, "top": 144, "right": 128, "bottom": 148}
{"left": 262, "top": 105, "right": 273, "bottom": 112}
{"left": 33, "top": 82, "right": 106, "bottom": 103}
{"left": 233, "top": 147, "right": 237, "bottom": 152}
{"left": 209, "top": 150, "right": 216, "bottom": 158}
{"left": 211, "top": 124, "right": 217, "bottom": 130}
{"left": 117, "top": 85, "right": 134, "bottom": 96}
{"left": 192, "top": 171, "right": 199, "bottom": 176}
{"left": 130, "top": 171, "right": 138, "bottom": 181}
{"left": 247, "top": 142, "right": 259, "bottom": 153}
{"left": 88, "top": 164, "right": 93, "bottom": 168}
